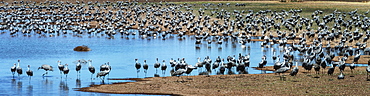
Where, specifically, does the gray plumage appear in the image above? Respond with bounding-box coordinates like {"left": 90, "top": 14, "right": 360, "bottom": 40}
{"left": 275, "top": 65, "right": 290, "bottom": 75}
{"left": 171, "top": 69, "right": 186, "bottom": 76}
{"left": 290, "top": 62, "right": 299, "bottom": 76}
{"left": 38, "top": 64, "right": 53, "bottom": 76}
{"left": 97, "top": 66, "right": 111, "bottom": 80}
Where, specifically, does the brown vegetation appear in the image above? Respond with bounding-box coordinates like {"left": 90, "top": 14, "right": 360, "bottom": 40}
{"left": 73, "top": 45, "right": 91, "bottom": 51}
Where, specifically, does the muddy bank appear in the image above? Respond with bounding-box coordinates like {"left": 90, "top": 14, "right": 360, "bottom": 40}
{"left": 77, "top": 66, "right": 370, "bottom": 95}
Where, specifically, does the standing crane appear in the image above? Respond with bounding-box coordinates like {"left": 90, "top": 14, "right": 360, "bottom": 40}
{"left": 290, "top": 62, "right": 299, "bottom": 76}
{"left": 58, "top": 60, "right": 64, "bottom": 75}
{"left": 135, "top": 59, "right": 141, "bottom": 73}
{"left": 26, "top": 65, "right": 33, "bottom": 78}
{"left": 97, "top": 66, "right": 111, "bottom": 81}
{"left": 10, "top": 63, "right": 16, "bottom": 78}
{"left": 88, "top": 60, "right": 95, "bottom": 79}
{"left": 143, "top": 60, "right": 149, "bottom": 75}
{"left": 16, "top": 60, "right": 22, "bottom": 77}
{"left": 76, "top": 60, "right": 82, "bottom": 77}
{"left": 275, "top": 62, "right": 291, "bottom": 80}
{"left": 63, "top": 64, "right": 69, "bottom": 78}
{"left": 161, "top": 60, "right": 167, "bottom": 75}
{"left": 154, "top": 58, "right": 160, "bottom": 73}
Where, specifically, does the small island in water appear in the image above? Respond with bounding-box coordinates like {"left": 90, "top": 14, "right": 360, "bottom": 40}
{"left": 74, "top": 45, "right": 91, "bottom": 51}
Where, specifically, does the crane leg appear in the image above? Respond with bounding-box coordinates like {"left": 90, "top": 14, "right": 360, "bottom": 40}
{"left": 42, "top": 71, "right": 48, "bottom": 76}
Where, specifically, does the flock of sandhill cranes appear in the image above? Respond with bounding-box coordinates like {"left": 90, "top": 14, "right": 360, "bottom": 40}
{"left": 2, "top": 0, "right": 370, "bottom": 81}
{"left": 134, "top": 53, "right": 370, "bottom": 80}
{"left": 10, "top": 59, "right": 111, "bottom": 81}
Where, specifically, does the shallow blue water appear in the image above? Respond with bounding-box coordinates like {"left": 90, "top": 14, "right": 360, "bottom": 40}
{"left": 0, "top": 32, "right": 284, "bottom": 95}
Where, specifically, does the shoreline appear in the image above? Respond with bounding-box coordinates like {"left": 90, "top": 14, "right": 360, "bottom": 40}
{"left": 77, "top": 66, "right": 370, "bottom": 95}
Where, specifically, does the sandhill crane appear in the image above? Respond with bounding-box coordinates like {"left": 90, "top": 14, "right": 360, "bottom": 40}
{"left": 204, "top": 56, "right": 212, "bottom": 73}
{"left": 212, "top": 60, "right": 220, "bottom": 70}
{"left": 26, "top": 65, "right": 33, "bottom": 78}
{"left": 185, "top": 65, "right": 196, "bottom": 76}
{"left": 76, "top": 60, "right": 82, "bottom": 77}
{"left": 290, "top": 62, "right": 299, "bottom": 76}
{"left": 236, "top": 61, "right": 246, "bottom": 74}
{"left": 154, "top": 58, "right": 160, "bottom": 73}
{"left": 100, "top": 63, "right": 109, "bottom": 71}
{"left": 38, "top": 64, "right": 53, "bottom": 76}
{"left": 258, "top": 55, "right": 267, "bottom": 73}
{"left": 135, "top": 59, "right": 141, "bottom": 73}
{"left": 63, "top": 64, "right": 69, "bottom": 78}
{"left": 171, "top": 65, "right": 194, "bottom": 82}
{"left": 10, "top": 63, "right": 16, "bottom": 78}
{"left": 161, "top": 60, "right": 167, "bottom": 75}
{"left": 88, "top": 60, "right": 95, "bottom": 79}
{"left": 97, "top": 66, "right": 111, "bottom": 80}
{"left": 260, "top": 55, "right": 267, "bottom": 68}
{"left": 219, "top": 59, "right": 226, "bottom": 75}
{"left": 143, "top": 60, "right": 149, "bottom": 75}
{"left": 275, "top": 62, "right": 291, "bottom": 80}
{"left": 313, "top": 64, "right": 321, "bottom": 74}
{"left": 349, "top": 62, "right": 355, "bottom": 73}
{"left": 320, "top": 60, "right": 327, "bottom": 74}
{"left": 57, "top": 60, "right": 64, "bottom": 75}
{"left": 353, "top": 51, "right": 361, "bottom": 63}
{"left": 273, "top": 58, "right": 282, "bottom": 71}
{"left": 196, "top": 57, "right": 204, "bottom": 72}
{"left": 338, "top": 61, "right": 346, "bottom": 72}
{"left": 16, "top": 60, "right": 22, "bottom": 77}
{"left": 327, "top": 63, "right": 335, "bottom": 75}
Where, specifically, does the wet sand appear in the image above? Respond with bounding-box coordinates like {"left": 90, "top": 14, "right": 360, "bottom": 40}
{"left": 77, "top": 66, "right": 370, "bottom": 95}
